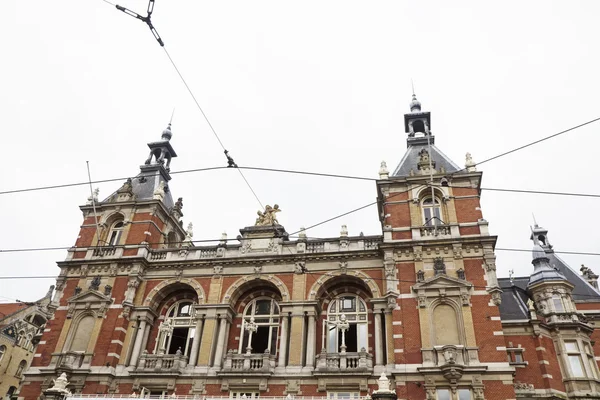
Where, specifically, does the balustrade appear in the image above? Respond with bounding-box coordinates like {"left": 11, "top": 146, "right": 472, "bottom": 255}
{"left": 135, "top": 351, "right": 188, "bottom": 374}
{"left": 315, "top": 349, "right": 372, "bottom": 372}
{"left": 221, "top": 350, "right": 276, "bottom": 374}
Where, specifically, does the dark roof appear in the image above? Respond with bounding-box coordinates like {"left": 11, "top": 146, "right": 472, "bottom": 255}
{"left": 545, "top": 251, "right": 600, "bottom": 302}
{"left": 391, "top": 136, "right": 461, "bottom": 177}
{"left": 498, "top": 277, "right": 530, "bottom": 320}
{"left": 103, "top": 166, "right": 174, "bottom": 209}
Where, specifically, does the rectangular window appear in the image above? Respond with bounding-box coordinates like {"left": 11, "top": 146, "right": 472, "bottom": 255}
{"left": 585, "top": 343, "right": 599, "bottom": 379}
{"left": 552, "top": 296, "right": 564, "bottom": 312}
{"left": 327, "top": 392, "right": 360, "bottom": 400}
{"left": 565, "top": 341, "right": 586, "bottom": 377}
{"left": 230, "top": 392, "right": 259, "bottom": 400}
{"left": 457, "top": 389, "right": 471, "bottom": 400}
{"left": 436, "top": 389, "right": 451, "bottom": 400}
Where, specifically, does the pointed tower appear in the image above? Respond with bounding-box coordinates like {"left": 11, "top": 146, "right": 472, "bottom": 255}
{"left": 71, "top": 122, "right": 187, "bottom": 254}
{"left": 376, "top": 94, "right": 509, "bottom": 395}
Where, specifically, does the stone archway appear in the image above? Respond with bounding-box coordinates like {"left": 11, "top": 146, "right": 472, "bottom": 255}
{"left": 143, "top": 278, "right": 205, "bottom": 308}
{"left": 222, "top": 275, "right": 290, "bottom": 305}
{"left": 308, "top": 270, "right": 380, "bottom": 301}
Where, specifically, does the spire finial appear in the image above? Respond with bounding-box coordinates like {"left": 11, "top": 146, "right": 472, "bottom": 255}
{"left": 409, "top": 81, "right": 421, "bottom": 112}
{"left": 532, "top": 213, "right": 538, "bottom": 227}
{"left": 170, "top": 108, "right": 175, "bottom": 125}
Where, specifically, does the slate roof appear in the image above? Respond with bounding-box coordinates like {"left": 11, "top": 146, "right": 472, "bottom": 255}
{"left": 498, "top": 277, "right": 530, "bottom": 320}
{"left": 391, "top": 136, "right": 461, "bottom": 178}
{"left": 103, "top": 167, "right": 175, "bottom": 209}
{"left": 545, "top": 251, "right": 600, "bottom": 302}
{"left": 497, "top": 247, "right": 600, "bottom": 320}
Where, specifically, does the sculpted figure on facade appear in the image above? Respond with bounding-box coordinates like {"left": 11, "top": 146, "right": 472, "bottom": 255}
{"left": 255, "top": 204, "right": 281, "bottom": 226}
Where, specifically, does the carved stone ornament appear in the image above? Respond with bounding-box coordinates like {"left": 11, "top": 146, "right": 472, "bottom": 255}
{"left": 213, "top": 265, "right": 223, "bottom": 275}
{"left": 47, "top": 373, "right": 71, "bottom": 394}
{"left": 339, "top": 261, "right": 348, "bottom": 275}
{"left": 254, "top": 204, "right": 281, "bottom": 226}
{"left": 89, "top": 276, "right": 101, "bottom": 291}
{"left": 434, "top": 258, "right": 446, "bottom": 275}
{"left": 456, "top": 268, "right": 465, "bottom": 280}
{"left": 294, "top": 261, "right": 306, "bottom": 274}
{"left": 417, "top": 270, "right": 425, "bottom": 282}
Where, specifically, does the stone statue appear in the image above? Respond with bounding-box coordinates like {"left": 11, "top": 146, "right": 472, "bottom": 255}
{"left": 48, "top": 372, "right": 71, "bottom": 394}
{"left": 153, "top": 181, "right": 165, "bottom": 201}
{"left": 465, "top": 152, "right": 477, "bottom": 172}
{"left": 255, "top": 204, "right": 281, "bottom": 226}
{"left": 374, "top": 372, "right": 393, "bottom": 393}
{"left": 340, "top": 225, "right": 348, "bottom": 237}
{"left": 418, "top": 149, "right": 430, "bottom": 163}
{"left": 527, "top": 298, "right": 535, "bottom": 311}
{"left": 87, "top": 188, "right": 100, "bottom": 205}
{"left": 174, "top": 197, "right": 184, "bottom": 211}
{"left": 379, "top": 161, "right": 389, "bottom": 179}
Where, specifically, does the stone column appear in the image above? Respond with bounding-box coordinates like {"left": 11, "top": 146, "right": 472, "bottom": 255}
{"left": 278, "top": 315, "right": 289, "bottom": 367}
{"left": 305, "top": 315, "right": 316, "bottom": 367}
{"left": 189, "top": 318, "right": 204, "bottom": 366}
{"left": 374, "top": 311, "right": 384, "bottom": 366}
{"left": 140, "top": 323, "right": 151, "bottom": 356}
{"left": 212, "top": 316, "right": 228, "bottom": 368}
{"left": 129, "top": 319, "right": 147, "bottom": 367}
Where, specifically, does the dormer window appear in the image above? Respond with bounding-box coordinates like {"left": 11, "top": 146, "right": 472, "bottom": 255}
{"left": 108, "top": 221, "right": 124, "bottom": 246}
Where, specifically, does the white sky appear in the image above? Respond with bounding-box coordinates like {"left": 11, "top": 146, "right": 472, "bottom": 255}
{"left": 1, "top": 1, "right": 600, "bottom": 302}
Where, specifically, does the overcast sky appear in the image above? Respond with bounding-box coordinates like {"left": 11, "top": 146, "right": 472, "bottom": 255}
{"left": 1, "top": 1, "right": 599, "bottom": 302}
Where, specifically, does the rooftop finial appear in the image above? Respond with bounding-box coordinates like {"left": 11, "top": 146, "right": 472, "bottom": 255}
{"left": 532, "top": 213, "right": 538, "bottom": 228}
{"left": 161, "top": 123, "right": 173, "bottom": 141}
{"left": 409, "top": 86, "right": 421, "bottom": 112}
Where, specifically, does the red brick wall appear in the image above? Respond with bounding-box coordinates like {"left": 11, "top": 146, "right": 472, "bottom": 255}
{"left": 20, "top": 381, "right": 42, "bottom": 400}
{"left": 399, "top": 297, "right": 421, "bottom": 364}
{"left": 471, "top": 295, "right": 505, "bottom": 362}
{"left": 452, "top": 188, "right": 482, "bottom": 224}
{"left": 91, "top": 309, "right": 121, "bottom": 366}
{"left": 483, "top": 381, "right": 516, "bottom": 400}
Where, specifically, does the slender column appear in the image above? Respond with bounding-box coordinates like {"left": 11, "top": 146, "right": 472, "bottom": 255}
{"left": 305, "top": 315, "right": 316, "bottom": 367}
{"left": 374, "top": 311, "right": 384, "bottom": 366}
{"left": 278, "top": 315, "right": 289, "bottom": 367}
{"left": 189, "top": 318, "right": 204, "bottom": 366}
{"left": 129, "top": 319, "right": 147, "bottom": 367}
{"left": 140, "top": 323, "right": 151, "bottom": 356}
{"left": 212, "top": 317, "right": 228, "bottom": 368}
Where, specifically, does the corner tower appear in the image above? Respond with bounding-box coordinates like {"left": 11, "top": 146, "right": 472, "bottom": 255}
{"left": 376, "top": 95, "right": 512, "bottom": 398}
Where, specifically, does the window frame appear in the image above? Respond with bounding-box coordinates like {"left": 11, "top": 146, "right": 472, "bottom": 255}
{"left": 421, "top": 196, "right": 443, "bottom": 227}
{"left": 0, "top": 345, "right": 6, "bottom": 363}
{"left": 325, "top": 294, "right": 368, "bottom": 353}
{"left": 107, "top": 221, "right": 125, "bottom": 246}
{"left": 155, "top": 300, "right": 196, "bottom": 356}
{"left": 565, "top": 340, "right": 587, "bottom": 378}
{"left": 15, "top": 360, "right": 27, "bottom": 378}
{"left": 239, "top": 297, "right": 280, "bottom": 355}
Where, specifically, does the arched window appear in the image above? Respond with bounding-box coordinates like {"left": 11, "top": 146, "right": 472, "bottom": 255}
{"left": 69, "top": 315, "right": 95, "bottom": 352}
{"left": 15, "top": 360, "right": 26, "bottom": 377}
{"left": 6, "top": 386, "right": 17, "bottom": 400}
{"left": 108, "top": 221, "right": 124, "bottom": 246}
{"left": 166, "top": 231, "right": 178, "bottom": 248}
{"left": 239, "top": 298, "right": 280, "bottom": 355}
{"left": 326, "top": 294, "right": 368, "bottom": 353}
{"left": 422, "top": 197, "right": 442, "bottom": 226}
{"left": 155, "top": 300, "right": 196, "bottom": 356}
{"left": 412, "top": 120, "right": 426, "bottom": 134}
{"left": 433, "top": 304, "right": 461, "bottom": 345}
{"left": 0, "top": 345, "right": 5, "bottom": 363}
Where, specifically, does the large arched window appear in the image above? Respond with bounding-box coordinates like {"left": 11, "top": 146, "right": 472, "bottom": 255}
{"left": 155, "top": 300, "right": 196, "bottom": 356}
{"left": 326, "top": 294, "right": 368, "bottom": 353}
{"left": 240, "top": 298, "right": 280, "bottom": 355}
{"left": 15, "top": 360, "right": 27, "bottom": 377}
{"left": 108, "top": 221, "right": 124, "bottom": 246}
{"left": 422, "top": 197, "right": 443, "bottom": 226}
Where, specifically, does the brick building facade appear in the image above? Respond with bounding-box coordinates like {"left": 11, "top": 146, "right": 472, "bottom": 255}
{"left": 18, "top": 96, "right": 600, "bottom": 400}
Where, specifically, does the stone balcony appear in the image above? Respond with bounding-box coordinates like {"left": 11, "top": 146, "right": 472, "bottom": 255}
{"left": 65, "top": 236, "right": 381, "bottom": 263}
{"left": 132, "top": 351, "right": 188, "bottom": 375}
{"left": 219, "top": 350, "right": 276, "bottom": 375}
{"left": 419, "top": 345, "right": 486, "bottom": 382}
{"left": 314, "top": 350, "right": 373, "bottom": 374}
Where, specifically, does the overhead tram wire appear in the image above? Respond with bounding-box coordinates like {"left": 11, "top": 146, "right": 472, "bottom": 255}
{"left": 6, "top": 162, "right": 600, "bottom": 200}
{"left": 104, "top": 0, "right": 263, "bottom": 208}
